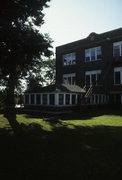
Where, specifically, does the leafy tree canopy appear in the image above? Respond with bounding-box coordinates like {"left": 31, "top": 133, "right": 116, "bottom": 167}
{"left": 0, "top": 0, "right": 53, "bottom": 78}
{"left": 0, "top": 0, "right": 53, "bottom": 134}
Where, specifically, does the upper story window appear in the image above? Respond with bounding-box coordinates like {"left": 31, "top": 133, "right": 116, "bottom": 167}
{"left": 114, "top": 67, "right": 122, "bottom": 85}
{"left": 85, "top": 46, "right": 102, "bottom": 62}
{"left": 63, "top": 53, "right": 76, "bottom": 66}
{"left": 113, "top": 41, "right": 122, "bottom": 57}
{"left": 63, "top": 73, "right": 76, "bottom": 85}
{"left": 85, "top": 70, "right": 102, "bottom": 86}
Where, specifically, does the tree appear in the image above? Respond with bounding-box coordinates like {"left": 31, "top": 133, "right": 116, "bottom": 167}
{"left": 43, "top": 58, "right": 56, "bottom": 85}
{"left": 0, "top": 0, "right": 52, "bottom": 134}
{"left": 25, "top": 58, "right": 56, "bottom": 89}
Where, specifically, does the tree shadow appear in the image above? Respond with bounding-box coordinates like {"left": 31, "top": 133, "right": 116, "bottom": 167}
{"left": 56, "top": 106, "right": 122, "bottom": 121}
{"left": 0, "top": 122, "right": 122, "bottom": 179}
{"left": 21, "top": 106, "right": 122, "bottom": 121}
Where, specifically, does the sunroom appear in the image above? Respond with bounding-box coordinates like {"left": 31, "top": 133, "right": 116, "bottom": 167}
{"left": 24, "top": 84, "right": 85, "bottom": 111}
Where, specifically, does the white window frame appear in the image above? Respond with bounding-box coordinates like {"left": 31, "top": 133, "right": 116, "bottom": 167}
{"left": 85, "top": 46, "right": 102, "bottom": 62}
{"left": 63, "top": 73, "right": 76, "bottom": 85}
{"left": 113, "top": 41, "right": 122, "bottom": 57}
{"left": 85, "top": 70, "right": 101, "bottom": 86}
{"left": 63, "top": 52, "right": 76, "bottom": 66}
{"left": 114, "top": 67, "right": 122, "bottom": 85}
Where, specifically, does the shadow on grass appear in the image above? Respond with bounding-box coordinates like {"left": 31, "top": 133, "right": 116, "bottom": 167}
{"left": 0, "top": 122, "right": 122, "bottom": 179}
{"left": 23, "top": 106, "right": 122, "bottom": 122}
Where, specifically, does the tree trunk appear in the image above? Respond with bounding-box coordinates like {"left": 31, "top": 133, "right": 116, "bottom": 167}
{"left": 4, "top": 71, "right": 21, "bottom": 135}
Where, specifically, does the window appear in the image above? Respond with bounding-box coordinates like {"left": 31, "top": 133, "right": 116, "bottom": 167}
{"left": 36, "top": 94, "right": 41, "bottom": 105}
{"left": 63, "top": 53, "right": 76, "bottom": 66}
{"left": 85, "top": 70, "right": 101, "bottom": 86}
{"left": 115, "top": 72, "right": 120, "bottom": 84}
{"left": 25, "top": 94, "right": 29, "bottom": 104}
{"left": 42, "top": 94, "right": 47, "bottom": 105}
{"left": 49, "top": 94, "right": 55, "bottom": 105}
{"left": 114, "top": 67, "right": 122, "bottom": 85}
{"left": 66, "top": 94, "right": 70, "bottom": 105}
{"left": 30, "top": 94, "right": 34, "bottom": 104}
{"left": 113, "top": 41, "right": 122, "bottom": 57}
{"left": 59, "top": 94, "right": 64, "bottom": 105}
{"left": 72, "top": 94, "right": 76, "bottom": 105}
{"left": 85, "top": 46, "right": 102, "bottom": 62}
{"left": 63, "top": 73, "right": 76, "bottom": 85}
{"left": 90, "top": 94, "right": 109, "bottom": 105}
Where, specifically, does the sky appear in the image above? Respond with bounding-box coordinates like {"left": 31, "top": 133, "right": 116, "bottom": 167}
{"left": 41, "top": 0, "right": 122, "bottom": 51}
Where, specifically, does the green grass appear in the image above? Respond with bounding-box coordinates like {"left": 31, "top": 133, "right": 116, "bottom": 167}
{"left": 1, "top": 110, "right": 122, "bottom": 131}
{"left": 0, "top": 108, "right": 122, "bottom": 179}
{"left": 62, "top": 114, "right": 122, "bottom": 127}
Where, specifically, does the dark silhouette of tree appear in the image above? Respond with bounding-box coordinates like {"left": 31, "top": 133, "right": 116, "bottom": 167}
{"left": 0, "top": 0, "right": 52, "bottom": 134}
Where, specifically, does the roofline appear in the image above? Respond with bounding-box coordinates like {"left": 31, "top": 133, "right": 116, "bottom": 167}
{"left": 56, "top": 27, "right": 122, "bottom": 48}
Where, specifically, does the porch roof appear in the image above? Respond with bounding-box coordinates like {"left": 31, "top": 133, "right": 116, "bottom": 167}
{"left": 25, "top": 84, "right": 85, "bottom": 94}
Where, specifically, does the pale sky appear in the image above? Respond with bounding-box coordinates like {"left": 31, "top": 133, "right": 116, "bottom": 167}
{"left": 41, "top": 0, "right": 122, "bottom": 50}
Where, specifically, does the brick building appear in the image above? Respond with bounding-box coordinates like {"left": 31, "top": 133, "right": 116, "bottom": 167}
{"left": 24, "top": 28, "right": 122, "bottom": 110}
{"left": 56, "top": 28, "right": 122, "bottom": 107}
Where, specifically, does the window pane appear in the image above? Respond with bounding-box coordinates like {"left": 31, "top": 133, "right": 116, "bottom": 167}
{"left": 99, "top": 95, "right": 101, "bottom": 104}
{"left": 36, "top": 94, "right": 41, "bottom": 104}
{"left": 25, "top": 94, "right": 29, "bottom": 104}
{"left": 91, "top": 74, "right": 96, "bottom": 85}
{"left": 86, "top": 75, "right": 90, "bottom": 85}
{"left": 91, "top": 49, "right": 95, "bottom": 61}
{"left": 63, "top": 53, "right": 76, "bottom": 66}
{"left": 85, "top": 49, "right": 90, "bottom": 61}
{"left": 68, "top": 77, "right": 71, "bottom": 84}
{"left": 49, "top": 94, "right": 55, "bottom": 105}
{"left": 96, "top": 47, "right": 102, "bottom": 60}
{"left": 115, "top": 71, "right": 120, "bottom": 84}
{"left": 42, "top": 94, "right": 47, "bottom": 105}
{"left": 72, "top": 95, "right": 76, "bottom": 105}
{"left": 120, "top": 44, "right": 122, "bottom": 56}
{"left": 113, "top": 45, "right": 120, "bottom": 57}
{"left": 97, "top": 74, "right": 101, "bottom": 85}
{"left": 63, "top": 77, "right": 67, "bottom": 84}
{"left": 95, "top": 95, "right": 98, "bottom": 104}
{"left": 59, "top": 94, "right": 64, "bottom": 105}
{"left": 66, "top": 94, "right": 70, "bottom": 105}
{"left": 72, "top": 76, "right": 76, "bottom": 85}
{"left": 30, "top": 94, "right": 34, "bottom": 104}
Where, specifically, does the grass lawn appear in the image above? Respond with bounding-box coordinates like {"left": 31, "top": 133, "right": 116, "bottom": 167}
{"left": 0, "top": 108, "right": 122, "bottom": 179}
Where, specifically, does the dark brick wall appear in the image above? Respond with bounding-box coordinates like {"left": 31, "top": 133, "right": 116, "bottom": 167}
{"left": 56, "top": 28, "right": 122, "bottom": 94}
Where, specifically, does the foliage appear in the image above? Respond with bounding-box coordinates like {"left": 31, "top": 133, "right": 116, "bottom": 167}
{"left": 0, "top": 0, "right": 52, "bottom": 80}
{"left": 0, "top": 0, "right": 52, "bottom": 133}
{"left": 26, "top": 58, "right": 56, "bottom": 90}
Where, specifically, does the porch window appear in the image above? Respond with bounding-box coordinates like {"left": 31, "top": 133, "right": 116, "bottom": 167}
{"left": 25, "top": 94, "right": 29, "bottom": 104}
{"left": 72, "top": 94, "right": 76, "bottom": 105}
{"left": 36, "top": 94, "right": 41, "bottom": 105}
{"left": 59, "top": 94, "right": 64, "bottom": 105}
{"left": 66, "top": 94, "right": 70, "bottom": 105}
{"left": 49, "top": 94, "right": 55, "bottom": 105}
{"left": 30, "top": 94, "right": 34, "bottom": 104}
{"left": 42, "top": 94, "right": 47, "bottom": 105}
